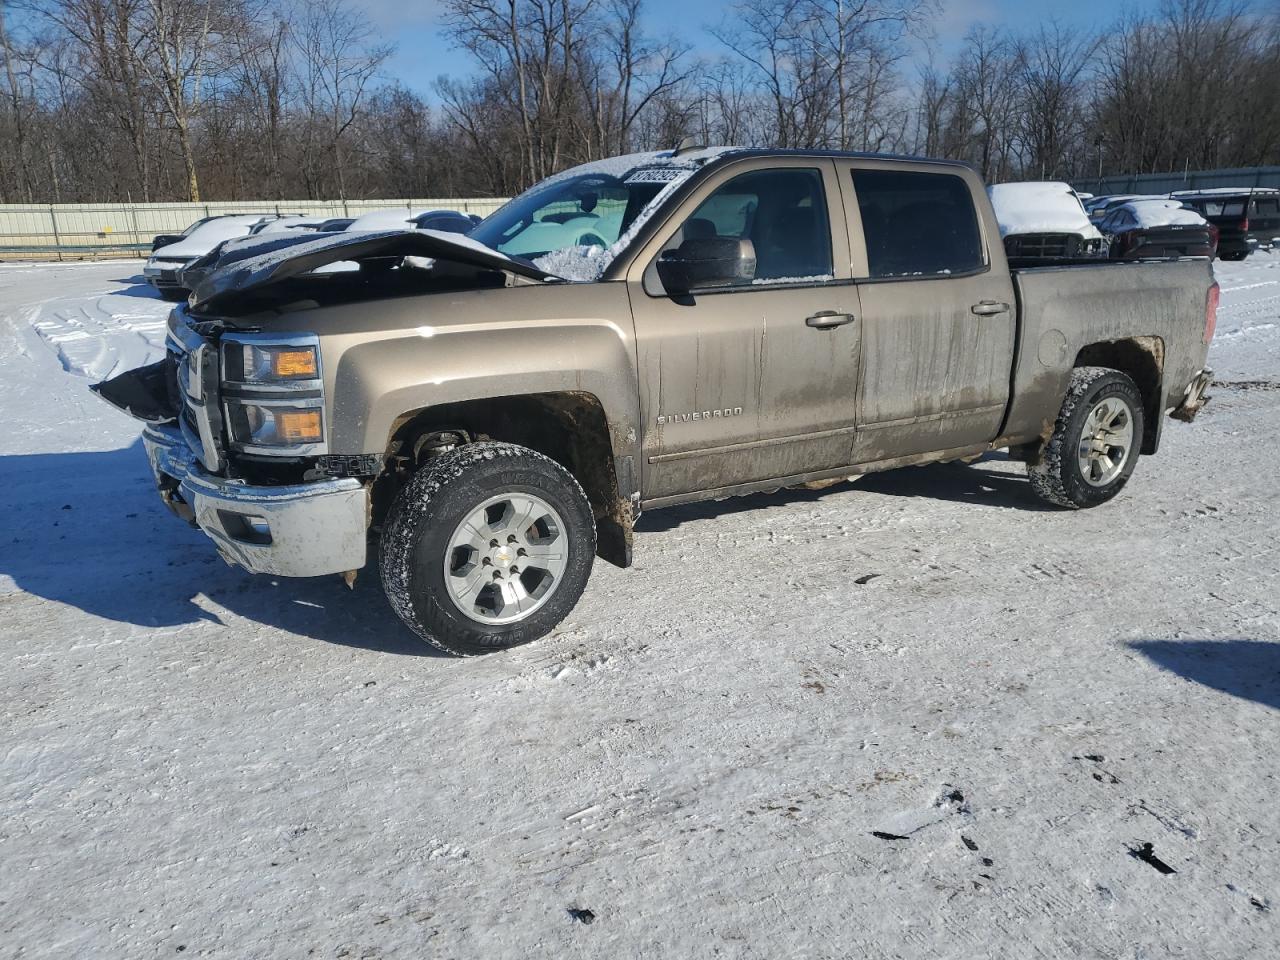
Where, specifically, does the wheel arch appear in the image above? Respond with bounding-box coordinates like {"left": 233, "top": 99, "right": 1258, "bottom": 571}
{"left": 1072, "top": 336, "right": 1165, "bottom": 454}
{"left": 376, "top": 391, "right": 637, "bottom": 568}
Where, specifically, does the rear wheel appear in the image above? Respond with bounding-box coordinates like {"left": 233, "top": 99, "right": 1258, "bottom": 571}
{"left": 1028, "top": 367, "right": 1145, "bottom": 509}
{"left": 379, "top": 441, "right": 596, "bottom": 656}
{"left": 1219, "top": 251, "right": 1248, "bottom": 262}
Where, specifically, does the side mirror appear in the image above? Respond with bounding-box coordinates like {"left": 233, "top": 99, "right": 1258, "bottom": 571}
{"left": 657, "top": 237, "right": 756, "bottom": 294}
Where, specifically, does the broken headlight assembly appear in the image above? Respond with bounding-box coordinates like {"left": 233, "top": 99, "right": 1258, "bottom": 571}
{"left": 221, "top": 333, "right": 327, "bottom": 456}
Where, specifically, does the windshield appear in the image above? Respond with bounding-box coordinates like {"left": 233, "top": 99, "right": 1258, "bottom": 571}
{"left": 469, "top": 167, "right": 685, "bottom": 278}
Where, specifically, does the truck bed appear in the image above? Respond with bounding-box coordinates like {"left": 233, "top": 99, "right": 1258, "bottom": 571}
{"left": 999, "top": 257, "right": 1215, "bottom": 451}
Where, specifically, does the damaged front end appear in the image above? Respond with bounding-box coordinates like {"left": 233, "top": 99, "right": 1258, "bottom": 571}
{"left": 92, "top": 229, "right": 564, "bottom": 578}
{"left": 91, "top": 306, "right": 365, "bottom": 578}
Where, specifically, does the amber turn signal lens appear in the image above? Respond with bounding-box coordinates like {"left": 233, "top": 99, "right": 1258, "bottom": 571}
{"left": 275, "top": 410, "right": 322, "bottom": 443}
{"left": 270, "top": 349, "right": 319, "bottom": 378}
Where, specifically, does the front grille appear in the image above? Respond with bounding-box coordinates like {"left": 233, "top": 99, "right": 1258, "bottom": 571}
{"left": 1005, "top": 233, "right": 1073, "bottom": 259}
{"left": 159, "top": 269, "right": 179, "bottom": 284}
{"left": 166, "top": 312, "right": 223, "bottom": 472}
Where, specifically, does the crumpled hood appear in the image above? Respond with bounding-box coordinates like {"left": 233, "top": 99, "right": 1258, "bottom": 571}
{"left": 189, "top": 229, "right": 560, "bottom": 310}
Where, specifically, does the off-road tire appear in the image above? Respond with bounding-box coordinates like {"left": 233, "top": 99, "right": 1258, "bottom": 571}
{"left": 1027, "top": 366, "right": 1145, "bottom": 509}
{"left": 379, "top": 441, "right": 595, "bottom": 656}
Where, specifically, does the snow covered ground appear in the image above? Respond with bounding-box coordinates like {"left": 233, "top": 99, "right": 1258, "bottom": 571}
{"left": 2, "top": 258, "right": 1278, "bottom": 958}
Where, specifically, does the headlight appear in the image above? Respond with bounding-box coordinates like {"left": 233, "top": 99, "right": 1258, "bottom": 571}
{"left": 227, "top": 400, "right": 324, "bottom": 448}
{"left": 236, "top": 342, "right": 320, "bottom": 382}
{"left": 220, "top": 333, "right": 326, "bottom": 454}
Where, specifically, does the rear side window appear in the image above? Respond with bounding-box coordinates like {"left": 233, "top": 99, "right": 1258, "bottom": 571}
{"left": 1202, "top": 199, "right": 1246, "bottom": 217}
{"left": 1253, "top": 198, "right": 1279, "bottom": 217}
{"left": 852, "top": 169, "right": 985, "bottom": 278}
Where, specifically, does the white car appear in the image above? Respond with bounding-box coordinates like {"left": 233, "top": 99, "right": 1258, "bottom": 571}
{"left": 144, "top": 216, "right": 279, "bottom": 300}
{"left": 988, "top": 181, "right": 1106, "bottom": 260}
{"left": 345, "top": 208, "right": 481, "bottom": 234}
{"left": 248, "top": 215, "right": 329, "bottom": 236}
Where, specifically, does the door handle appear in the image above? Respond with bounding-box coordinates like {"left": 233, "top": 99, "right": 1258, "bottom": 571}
{"left": 805, "top": 310, "right": 856, "bottom": 329}
{"left": 971, "top": 300, "right": 1011, "bottom": 316}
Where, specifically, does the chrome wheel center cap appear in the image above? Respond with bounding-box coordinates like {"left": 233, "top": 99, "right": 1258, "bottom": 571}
{"left": 493, "top": 546, "right": 515, "bottom": 568}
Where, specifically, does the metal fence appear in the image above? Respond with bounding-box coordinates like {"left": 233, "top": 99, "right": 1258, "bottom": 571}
{"left": 1072, "top": 166, "right": 1280, "bottom": 197}
{"left": 0, "top": 197, "right": 511, "bottom": 260}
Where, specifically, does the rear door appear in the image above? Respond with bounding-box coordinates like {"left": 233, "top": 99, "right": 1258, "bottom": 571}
{"left": 625, "top": 158, "right": 862, "bottom": 502}
{"left": 833, "top": 161, "right": 1017, "bottom": 462}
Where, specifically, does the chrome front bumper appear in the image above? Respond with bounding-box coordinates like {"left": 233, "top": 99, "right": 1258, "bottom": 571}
{"left": 142, "top": 424, "right": 368, "bottom": 577}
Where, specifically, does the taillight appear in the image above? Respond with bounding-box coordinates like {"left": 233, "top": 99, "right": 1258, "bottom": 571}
{"left": 1204, "top": 283, "right": 1219, "bottom": 344}
{"left": 1239, "top": 218, "right": 1249, "bottom": 232}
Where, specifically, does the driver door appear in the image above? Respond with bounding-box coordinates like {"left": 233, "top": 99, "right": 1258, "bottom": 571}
{"left": 625, "top": 158, "right": 863, "bottom": 504}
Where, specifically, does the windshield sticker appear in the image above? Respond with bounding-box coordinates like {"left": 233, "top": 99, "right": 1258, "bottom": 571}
{"left": 625, "top": 168, "right": 684, "bottom": 184}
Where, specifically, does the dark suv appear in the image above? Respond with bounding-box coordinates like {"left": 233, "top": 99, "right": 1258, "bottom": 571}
{"left": 1171, "top": 188, "right": 1280, "bottom": 261}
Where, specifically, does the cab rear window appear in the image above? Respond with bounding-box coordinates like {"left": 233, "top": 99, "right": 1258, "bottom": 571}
{"left": 852, "top": 169, "right": 985, "bottom": 278}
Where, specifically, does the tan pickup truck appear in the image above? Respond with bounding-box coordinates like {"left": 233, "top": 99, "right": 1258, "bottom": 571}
{"left": 95, "top": 147, "right": 1217, "bottom": 655}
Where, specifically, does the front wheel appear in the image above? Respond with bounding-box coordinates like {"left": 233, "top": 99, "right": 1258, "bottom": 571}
{"left": 379, "top": 442, "right": 596, "bottom": 655}
{"left": 1027, "top": 367, "right": 1145, "bottom": 509}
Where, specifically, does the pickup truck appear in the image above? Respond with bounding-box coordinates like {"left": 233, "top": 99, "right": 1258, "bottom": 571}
{"left": 94, "top": 147, "right": 1217, "bottom": 655}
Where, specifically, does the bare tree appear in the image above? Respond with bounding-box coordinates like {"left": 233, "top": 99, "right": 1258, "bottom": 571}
{"left": 293, "top": 0, "right": 389, "bottom": 199}
{"left": 1018, "top": 22, "right": 1097, "bottom": 179}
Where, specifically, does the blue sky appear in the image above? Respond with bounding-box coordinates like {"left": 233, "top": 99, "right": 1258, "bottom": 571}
{"left": 369, "top": 0, "right": 1160, "bottom": 98}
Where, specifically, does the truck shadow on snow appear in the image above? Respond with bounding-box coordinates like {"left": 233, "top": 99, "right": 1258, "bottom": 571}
{"left": 1129, "top": 640, "right": 1280, "bottom": 711}
{"left": 0, "top": 439, "right": 436, "bottom": 657}
{"left": 636, "top": 455, "right": 1052, "bottom": 532}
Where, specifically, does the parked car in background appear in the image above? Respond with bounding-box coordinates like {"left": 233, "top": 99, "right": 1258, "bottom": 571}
{"left": 988, "top": 181, "right": 1106, "bottom": 261}
{"left": 150, "top": 216, "right": 218, "bottom": 252}
{"left": 1087, "top": 194, "right": 1165, "bottom": 223}
{"left": 1098, "top": 199, "right": 1217, "bottom": 260}
{"left": 315, "top": 218, "right": 354, "bottom": 232}
{"left": 411, "top": 210, "right": 483, "bottom": 234}
{"left": 177, "top": 218, "right": 333, "bottom": 292}
{"left": 150, "top": 213, "right": 285, "bottom": 253}
{"left": 344, "top": 208, "right": 433, "bottom": 232}
{"left": 143, "top": 215, "right": 281, "bottom": 300}
{"left": 342, "top": 207, "right": 479, "bottom": 234}
{"left": 247, "top": 216, "right": 328, "bottom": 236}
{"left": 1171, "top": 188, "right": 1280, "bottom": 261}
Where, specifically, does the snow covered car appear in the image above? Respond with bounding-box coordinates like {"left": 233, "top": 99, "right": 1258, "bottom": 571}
{"left": 1086, "top": 194, "right": 1152, "bottom": 223}
{"left": 1098, "top": 199, "right": 1217, "bottom": 260}
{"left": 248, "top": 216, "right": 329, "bottom": 236}
{"left": 988, "top": 181, "right": 1106, "bottom": 261}
{"left": 1170, "top": 188, "right": 1280, "bottom": 261}
{"left": 340, "top": 208, "right": 480, "bottom": 235}
{"left": 177, "top": 219, "right": 334, "bottom": 292}
{"left": 144, "top": 216, "right": 281, "bottom": 300}
{"left": 149, "top": 212, "right": 286, "bottom": 253}
{"left": 95, "top": 147, "right": 1218, "bottom": 656}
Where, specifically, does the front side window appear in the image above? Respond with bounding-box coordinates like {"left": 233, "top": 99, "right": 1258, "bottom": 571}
{"left": 852, "top": 169, "right": 985, "bottom": 279}
{"left": 661, "top": 167, "right": 834, "bottom": 286}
